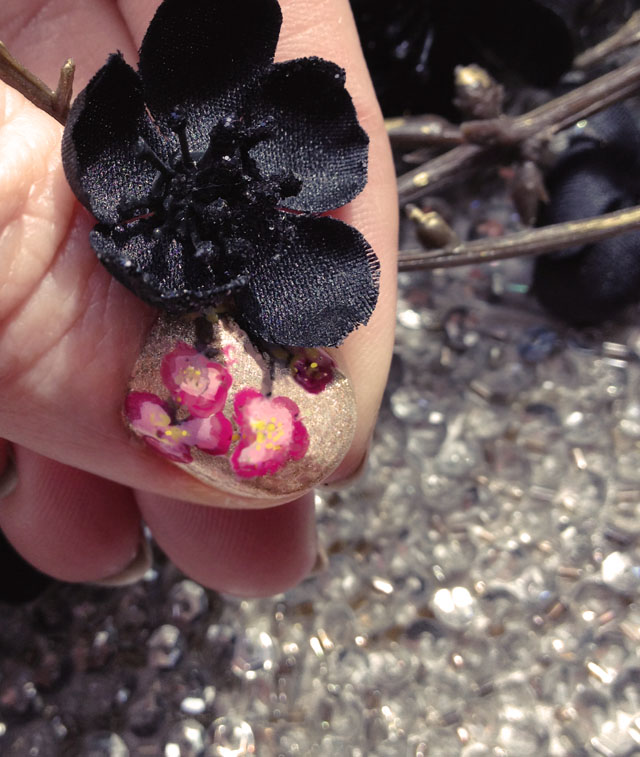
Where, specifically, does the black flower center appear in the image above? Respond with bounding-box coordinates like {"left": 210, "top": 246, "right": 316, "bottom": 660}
{"left": 118, "top": 111, "right": 302, "bottom": 270}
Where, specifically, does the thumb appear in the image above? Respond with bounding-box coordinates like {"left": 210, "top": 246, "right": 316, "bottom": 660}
{"left": 0, "top": 0, "right": 397, "bottom": 508}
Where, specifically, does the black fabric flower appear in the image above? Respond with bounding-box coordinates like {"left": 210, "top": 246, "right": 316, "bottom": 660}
{"left": 62, "top": 0, "right": 378, "bottom": 348}
{"left": 533, "top": 105, "right": 640, "bottom": 324}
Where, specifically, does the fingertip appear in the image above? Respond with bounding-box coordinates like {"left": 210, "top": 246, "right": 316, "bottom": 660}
{"left": 0, "top": 447, "right": 142, "bottom": 583}
{"left": 137, "top": 491, "right": 317, "bottom": 597}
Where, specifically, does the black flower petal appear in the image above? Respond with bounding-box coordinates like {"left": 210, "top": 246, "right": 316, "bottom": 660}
{"left": 90, "top": 221, "right": 228, "bottom": 312}
{"left": 62, "top": 54, "right": 172, "bottom": 226}
{"left": 249, "top": 58, "right": 369, "bottom": 213}
{"left": 237, "top": 215, "right": 379, "bottom": 347}
{"left": 138, "top": 0, "right": 281, "bottom": 146}
{"left": 533, "top": 106, "right": 640, "bottom": 324}
{"left": 533, "top": 231, "right": 640, "bottom": 325}
{"left": 62, "top": 0, "right": 376, "bottom": 348}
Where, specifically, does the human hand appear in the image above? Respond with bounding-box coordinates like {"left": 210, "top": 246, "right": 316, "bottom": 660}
{"left": 0, "top": 0, "right": 397, "bottom": 596}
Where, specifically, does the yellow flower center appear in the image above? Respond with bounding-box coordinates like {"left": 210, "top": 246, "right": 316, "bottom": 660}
{"left": 180, "top": 364, "right": 207, "bottom": 392}
{"left": 251, "top": 415, "right": 285, "bottom": 451}
{"left": 163, "top": 427, "right": 189, "bottom": 441}
{"left": 149, "top": 408, "right": 171, "bottom": 427}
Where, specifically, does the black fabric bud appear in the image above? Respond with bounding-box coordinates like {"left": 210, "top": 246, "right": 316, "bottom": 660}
{"left": 533, "top": 105, "right": 640, "bottom": 325}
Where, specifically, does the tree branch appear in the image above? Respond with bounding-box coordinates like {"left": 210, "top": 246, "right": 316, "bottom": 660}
{"left": 384, "top": 115, "right": 463, "bottom": 149}
{"left": 396, "top": 55, "right": 640, "bottom": 203}
{"left": 574, "top": 10, "right": 640, "bottom": 69}
{"left": 0, "top": 41, "right": 73, "bottom": 125}
{"left": 398, "top": 205, "right": 640, "bottom": 271}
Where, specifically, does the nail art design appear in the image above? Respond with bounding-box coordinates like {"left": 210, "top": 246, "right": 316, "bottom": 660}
{"left": 231, "top": 389, "right": 309, "bottom": 478}
{"left": 126, "top": 391, "right": 233, "bottom": 464}
{"left": 290, "top": 349, "right": 336, "bottom": 395}
{"left": 58, "top": 0, "right": 374, "bottom": 495}
{"left": 161, "top": 343, "right": 232, "bottom": 418}
{"left": 126, "top": 314, "right": 356, "bottom": 497}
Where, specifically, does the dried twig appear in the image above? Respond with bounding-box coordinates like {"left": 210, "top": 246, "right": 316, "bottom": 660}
{"left": 0, "top": 41, "right": 73, "bottom": 124}
{"left": 398, "top": 205, "right": 640, "bottom": 271}
{"left": 575, "top": 10, "right": 640, "bottom": 69}
{"left": 396, "top": 54, "right": 640, "bottom": 203}
{"left": 384, "top": 115, "right": 463, "bottom": 149}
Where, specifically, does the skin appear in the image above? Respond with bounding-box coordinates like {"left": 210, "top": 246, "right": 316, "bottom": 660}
{"left": 0, "top": 0, "right": 397, "bottom": 595}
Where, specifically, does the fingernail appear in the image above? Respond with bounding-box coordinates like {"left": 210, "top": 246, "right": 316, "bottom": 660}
{"left": 94, "top": 530, "right": 153, "bottom": 587}
{"left": 0, "top": 444, "right": 18, "bottom": 500}
{"left": 322, "top": 442, "right": 370, "bottom": 491}
{"left": 310, "top": 544, "right": 329, "bottom": 576}
{"left": 125, "top": 314, "right": 357, "bottom": 499}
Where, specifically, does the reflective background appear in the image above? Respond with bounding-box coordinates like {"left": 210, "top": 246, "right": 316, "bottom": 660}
{"left": 3, "top": 245, "right": 640, "bottom": 756}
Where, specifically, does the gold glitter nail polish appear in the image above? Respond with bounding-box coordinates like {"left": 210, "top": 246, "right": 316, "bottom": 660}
{"left": 126, "top": 314, "right": 357, "bottom": 499}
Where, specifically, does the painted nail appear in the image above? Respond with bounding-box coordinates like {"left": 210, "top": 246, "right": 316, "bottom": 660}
{"left": 125, "top": 314, "right": 357, "bottom": 498}
{"left": 0, "top": 444, "right": 18, "bottom": 500}
{"left": 94, "top": 530, "right": 153, "bottom": 587}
